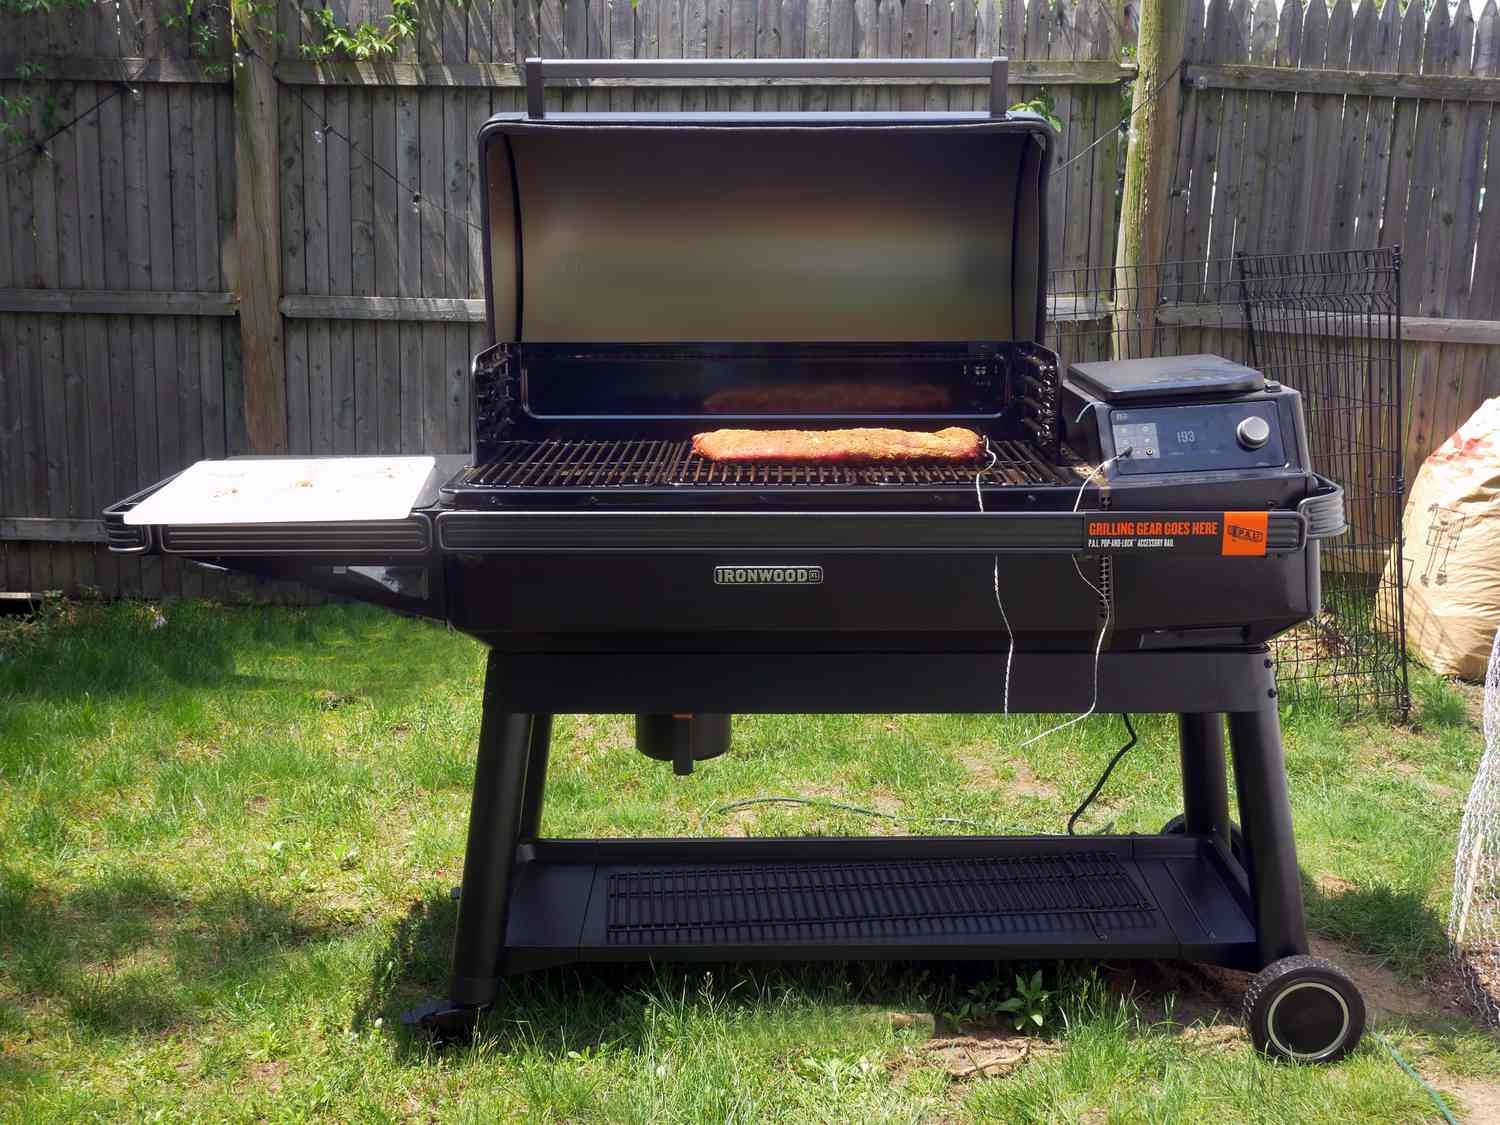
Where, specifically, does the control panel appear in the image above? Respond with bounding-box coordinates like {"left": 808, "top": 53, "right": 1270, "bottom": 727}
{"left": 1109, "top": 402, "right": 1286, "bottom": 475}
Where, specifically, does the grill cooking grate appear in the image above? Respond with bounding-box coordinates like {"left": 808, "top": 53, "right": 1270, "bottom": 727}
{"left": 463, "top": 439, "right": 684, "bottom": 488}
{"left": 454, "top": 437, "right": 1073, "bottom": 491}
{"left": 605, "top": 852, "right": 1156, "bottom": 946}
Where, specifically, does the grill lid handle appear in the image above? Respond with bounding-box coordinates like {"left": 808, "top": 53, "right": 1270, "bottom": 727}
{"left": 523, "top": 57, "right": 1011, "bottom": 120}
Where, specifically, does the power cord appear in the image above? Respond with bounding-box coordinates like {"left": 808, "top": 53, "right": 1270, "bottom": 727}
{"left": 1066, "top": 713, "right": 1138, "bottom": 836}
{"left": 704, "top": 713, "right": 1143, "bottom": 840}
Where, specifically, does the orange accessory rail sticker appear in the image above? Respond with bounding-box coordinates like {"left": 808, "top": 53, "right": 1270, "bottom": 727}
{"left": 1222, "top": 511, "right": 1269, "bottom": 556}
{"left": 1084, "top": 517, "right": 1222, "bottom": 551}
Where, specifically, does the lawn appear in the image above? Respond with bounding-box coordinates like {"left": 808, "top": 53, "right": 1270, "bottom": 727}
{"left": 1, "top": 599, "right": 1497, "bottom": 1122}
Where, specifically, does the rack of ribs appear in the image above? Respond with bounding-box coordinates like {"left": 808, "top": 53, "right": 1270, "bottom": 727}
{"left": 691, "top": 427, "right": 984, "bottom": 465}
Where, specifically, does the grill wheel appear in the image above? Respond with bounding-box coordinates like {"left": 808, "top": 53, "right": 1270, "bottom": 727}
{"left": 1244, "top": 955, "right": 1366, "bottom": 1063}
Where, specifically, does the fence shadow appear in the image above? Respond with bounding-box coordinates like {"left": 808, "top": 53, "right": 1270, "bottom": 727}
{"left": 0, "top": 865, "right": 348, "bottom": 1037}
{"left": 0, "top": 600, "right": 466, "bottom": 705}
{"left": 1302, "top": 873, "right": 1452, "bottom": 979}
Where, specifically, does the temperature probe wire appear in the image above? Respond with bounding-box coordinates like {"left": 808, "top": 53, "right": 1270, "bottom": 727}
{"left": 973, "top": 436, "right": 1124, "bottom": 720}
{"left": 974, "top": 435, "right": 1143, "bottom": 831}
{"left": 974, "top": 438, "right": 1125, "bottom": 742}
{"left": 975, "top": 442, "right": 1016, "bottom": 716}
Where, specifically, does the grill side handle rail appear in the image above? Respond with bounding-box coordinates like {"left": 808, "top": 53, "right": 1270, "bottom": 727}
{"left": 436, "top": 493, "right": 1345, "bottom": 555}
{"left": 523, "top": 57, "right": 1012, "bottom": 119}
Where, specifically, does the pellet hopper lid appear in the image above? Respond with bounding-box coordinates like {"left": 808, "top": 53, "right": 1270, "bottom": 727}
{"left": 477, "top": 112, "right": 1053, "bottom": 346}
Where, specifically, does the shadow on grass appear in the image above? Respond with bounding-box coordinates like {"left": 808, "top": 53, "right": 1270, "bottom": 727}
{"left": 0, "top": 600, "right": 468, "bottom": 706}
{"left": 352, "top": 868, "right": 1470, "bottom": 1063}
{"left": 1302, "top": 873, "right": 1452, "bottom": 980}
{"left": 0, "top": 602, "right": 241, "bottom": 702}
{"left": 356, "top": 887, "right": 1117, "bottom": 1064}
{"left": 0, "top": 865, "right": 347, "bottom": 1036}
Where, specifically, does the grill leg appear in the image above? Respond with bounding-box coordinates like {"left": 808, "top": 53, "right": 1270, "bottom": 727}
{"left": 404, "top": 653, "right": 533, "bottom": 1037}
{"left": 518, "top": 714, "right": 553, "bottom": 841}
{"left": 1178, "top": 713, "right": 1231, "bottom": 849}
{"left": 1228, "top": 697, "right": 1309, "bottom": 968}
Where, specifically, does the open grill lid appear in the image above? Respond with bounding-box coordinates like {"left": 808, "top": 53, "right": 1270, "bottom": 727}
{"left": 477, "top": 59, "right": 1053, "bottom": 351}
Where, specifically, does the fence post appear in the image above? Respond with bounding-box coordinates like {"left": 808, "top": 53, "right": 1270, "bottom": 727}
{"left": 1113, "top": 0, "right": 1188, "bottom": 358}
{"left": 233, "top": 6, "right": 288, "bottom": 453}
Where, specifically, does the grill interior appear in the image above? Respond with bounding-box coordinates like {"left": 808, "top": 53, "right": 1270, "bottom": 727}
{"left": 605, "top": 852, "right": 1156, "bottom": 946}
{"left": 452, "top": 436, "right": 1075, "bottom": 494}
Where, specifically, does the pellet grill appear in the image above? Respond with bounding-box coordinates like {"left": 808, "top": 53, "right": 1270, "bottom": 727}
{"left": 106, "top": 58, "right": 1368, "bottom": 1062}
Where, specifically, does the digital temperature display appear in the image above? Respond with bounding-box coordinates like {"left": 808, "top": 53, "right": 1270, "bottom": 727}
{"left": 1110, "top": 404, "right": 1286, "bottom": 475}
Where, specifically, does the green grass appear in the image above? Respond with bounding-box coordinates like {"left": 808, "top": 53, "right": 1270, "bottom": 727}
{"left": 0, "top": 600, "right": 1494, "bottom": 1122}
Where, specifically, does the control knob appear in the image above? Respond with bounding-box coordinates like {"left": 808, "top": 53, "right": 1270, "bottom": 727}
{"left": 1236, "top": 415, "right": 1272, "bottom": 450}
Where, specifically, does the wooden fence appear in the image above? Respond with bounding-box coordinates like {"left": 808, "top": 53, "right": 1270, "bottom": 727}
{"left": 0, "top": 0, "right": 1130, "bottom": 596}
{"left": 1162, "top": 0, "right": 1500, "bottom": 490}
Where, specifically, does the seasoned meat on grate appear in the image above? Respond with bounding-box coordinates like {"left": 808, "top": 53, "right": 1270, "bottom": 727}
{"left": 691, "top": 426, "right": 984, "bottom": 464}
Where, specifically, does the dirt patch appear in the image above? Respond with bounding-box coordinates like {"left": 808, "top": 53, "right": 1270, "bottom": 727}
{"left": 248, "top": 1060, "right": 288, "bottom": 1093}
{"left": 1009, "top": 763, "right": 1059, "bottom": 801}
{"left": 920, "top": 1032, "right": 1059, "bottom": 1079}
{"left": 1100, "top": 958, "right": 1246, "bottom": 1027}
{"left": 1441, "top": 1076, "right": 1500, "bottom": 1124}
{"left": 172, "top": 737, "right": 223, "bottom": 762}
{"left": 1316, "top": 873, "right": 1356, "bottom": 895}
{"left": 565, "top": 716, "right": 632, "bottom": 756}
{"left": 713, "top": 784, "right": 902, "bottom": 837}
{"left": 865, "top": 791, "right": 904, "bottom": 817}
{"left": 1177, "top": 1023, "right": 1248, "bottom": 1052}
{"left": 954, "top": 743, "right": 1004, "bottom": 789}
{"left": 955, "top": 744, "right": 1058, "bottom": 800}
{"left": 1308, "top": 936, "right": 1438, "bottom": 1020}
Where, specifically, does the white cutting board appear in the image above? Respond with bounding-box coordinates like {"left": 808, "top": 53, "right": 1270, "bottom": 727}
{"left": 124, "top": 457, "right": 436, "bottom": 525}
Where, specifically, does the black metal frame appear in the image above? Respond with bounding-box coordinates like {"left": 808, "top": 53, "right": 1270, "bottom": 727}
{"left": 412, "top": 646, "right": 1308, "bottom": 1025}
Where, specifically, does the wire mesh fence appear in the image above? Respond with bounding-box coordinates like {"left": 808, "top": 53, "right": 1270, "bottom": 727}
{"left": 1047, "top": 248, "right": 1409, "bottom": 716}
{"left": 1450, "top": 625, "right": 1500, "bottom": 1023}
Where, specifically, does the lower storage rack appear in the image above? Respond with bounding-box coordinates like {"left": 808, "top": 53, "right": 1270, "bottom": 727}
{"left": 498, "top": 837, "right": 1261, "bottom": 971}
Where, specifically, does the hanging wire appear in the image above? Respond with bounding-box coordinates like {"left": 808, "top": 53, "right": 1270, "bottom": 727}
{"left": 1050, "top": 60, "right": 1184, "bottom": 179}
{"left": 0, "top": 82, "right": 135, "bottom": 169}
{"left": 233, "top": 34, "right": 484, "bottom": 235}
{"left": 0, "top": 35, "right": 481, "bottom": 235}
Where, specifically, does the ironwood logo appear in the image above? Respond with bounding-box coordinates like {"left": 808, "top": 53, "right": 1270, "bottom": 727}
{"left": 714, "top": 565, "right": 824, "bottom": 586}
{"left": 1226, "top": 523, "right": 1266, "bottom": 545}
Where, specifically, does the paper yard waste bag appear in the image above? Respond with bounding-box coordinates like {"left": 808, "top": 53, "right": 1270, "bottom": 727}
{"left": 1382, "top": 398, "right": 1500, "bottom": 680}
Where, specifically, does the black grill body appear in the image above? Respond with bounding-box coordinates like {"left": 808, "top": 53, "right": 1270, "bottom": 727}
{"left": 105, "top": 58, "right": 1357, "bottom": 1052}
